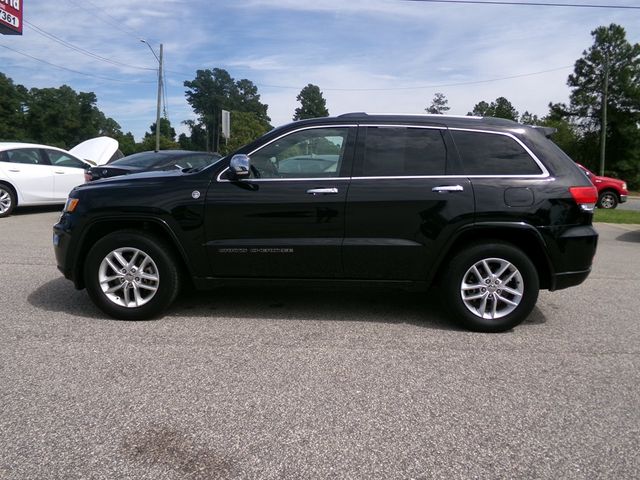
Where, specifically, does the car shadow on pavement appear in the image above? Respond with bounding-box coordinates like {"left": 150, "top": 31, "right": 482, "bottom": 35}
{"left": 13, "top": 205, "right": 63, "bottom": 216}
{"left": 28, "top": 279, "right": 547, "bottom": 332}
{"left": 616, "top": 230, "right": 640, "bottom": 243}
{"left": 27, "top": 278, "right": 104, "bottom": 319}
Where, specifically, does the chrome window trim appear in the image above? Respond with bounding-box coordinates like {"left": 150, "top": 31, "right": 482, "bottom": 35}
{"left": 216, "top": 123, "right": 551, "bottom": 182}
{"left": 217, "top": 169, "right": 351, "bottom": 182}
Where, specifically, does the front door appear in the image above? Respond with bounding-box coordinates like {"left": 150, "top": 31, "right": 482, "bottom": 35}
{"left": 204, "top": 126, "right": 356, "bottom": 278}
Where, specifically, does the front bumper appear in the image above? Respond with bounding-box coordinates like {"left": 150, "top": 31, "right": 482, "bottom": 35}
{"left": 620, "top": 194, "right": 628, "bottom": 204}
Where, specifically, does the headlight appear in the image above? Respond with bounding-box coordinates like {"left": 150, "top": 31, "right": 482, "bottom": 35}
{"left": 622, "top": 182, "right": 627, "bottom": 190}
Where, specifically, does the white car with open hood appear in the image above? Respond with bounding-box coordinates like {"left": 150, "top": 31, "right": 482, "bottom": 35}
{"left": 0, "top": 137, "right": 120, "bottom": 218}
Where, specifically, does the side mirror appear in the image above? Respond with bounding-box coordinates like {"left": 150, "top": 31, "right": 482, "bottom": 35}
{"left": 229, "top": 154, "right": 251, "bottom": 179}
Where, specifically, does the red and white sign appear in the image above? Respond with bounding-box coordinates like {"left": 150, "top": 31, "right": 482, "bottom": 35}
{"left": 0, "top": 0, "right": 22, "bottom": 35}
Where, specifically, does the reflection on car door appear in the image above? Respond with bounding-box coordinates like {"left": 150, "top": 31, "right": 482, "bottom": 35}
{"left": 344, "top": 125, "right": 474, "bottom": 280}
{"left": 204, "top": 126, "right": 356, "bottom": 278}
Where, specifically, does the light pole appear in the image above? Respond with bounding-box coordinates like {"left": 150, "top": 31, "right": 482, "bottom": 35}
{"left": 141, "top": 40, "right": 163, "bottom": 152}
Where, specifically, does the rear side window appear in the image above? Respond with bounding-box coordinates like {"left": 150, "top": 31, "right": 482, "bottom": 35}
{"left": 3, "top": 148, "right": 46, "bottom": 165}
{"left": 452, "top": 130, "right": 542, "bottom": 176}
{"left": 362, "top": 127, "right": 446, "bottom": 176}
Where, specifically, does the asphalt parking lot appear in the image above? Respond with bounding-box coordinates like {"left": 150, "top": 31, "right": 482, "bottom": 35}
{"left": 1, "top": 208, "right": 639, "bottom": 480}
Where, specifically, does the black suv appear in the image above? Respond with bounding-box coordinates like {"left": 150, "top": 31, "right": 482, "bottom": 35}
{"left": 53, "top": 113, "right": 599, "bottom": 332}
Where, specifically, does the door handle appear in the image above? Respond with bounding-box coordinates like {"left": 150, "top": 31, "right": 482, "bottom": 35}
{"left": 306, "top": 188, "right": 339, "bottom": 195}
{"left": 432, "top": 185, "right": 464, "bottom": 193}
{"left": 54, "top": 171, "right": 66, "bottom": 174}
{"left": 8, "top": 169, "right": 20, "bottom": 172}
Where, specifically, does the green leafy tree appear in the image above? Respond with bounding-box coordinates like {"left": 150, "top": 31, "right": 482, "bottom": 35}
{"left": 184, "top": 68, "right": 271, "bottom": 152}
{"left": 469, "top": 97, "right": 519, "bottom": 121}
{"left": 219, "top": 111, "right": 272, "bottom": 155}
{"left": 519, "top": 111, "right": 540, "bottom": 125}
{"left": 567, "top": 23, "right": 640, "bottom": 184}
{"left": 425, "top": 92, "right": 450, "bottom": 114}
{"left": 140, "top": 118, "right": 178, "bottom": 151}
{"left": 115, "top": 132, "right": 137, "bottom": 156}
{"left": 293, "top": 84, "right": 329, "bottom": 120}
{"left": 0, "top": 72, "right": 27, "bottom": 140}
{"left": 22, "top": 85, "right": 122, "bottom": 148}
{"left": 179, "top": 120, "right": 208, "bottom": 151}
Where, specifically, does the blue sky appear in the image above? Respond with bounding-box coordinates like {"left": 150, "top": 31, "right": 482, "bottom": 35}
{"left": 1, "top": 0, "right": 639, "bottom": 142}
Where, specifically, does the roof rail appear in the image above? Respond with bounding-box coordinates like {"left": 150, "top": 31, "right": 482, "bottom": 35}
{"left": 337, "top": 112, "right": 369, "bottom": 118}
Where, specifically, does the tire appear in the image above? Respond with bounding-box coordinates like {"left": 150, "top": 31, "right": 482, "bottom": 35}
{"left": 442, "top": 242, "right": 539, "bottom": 333}
{"left": 0, "top": 183, "right": 16, "bottom": 218}
{"left": 84, "top": 230, "right": 180, "bottom": 320}
{"left": 598, "top": 191, "right": 618, "bottom": 209}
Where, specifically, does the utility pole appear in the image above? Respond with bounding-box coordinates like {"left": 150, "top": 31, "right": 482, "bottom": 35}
{"left": 141, "top": 40, "right": 163, "bottom": 152}
{"left": 155, "top": 43, "right": 163, "bottom": 152}
{"left": 599, "top": 51, "right": 609, "bottom": 176}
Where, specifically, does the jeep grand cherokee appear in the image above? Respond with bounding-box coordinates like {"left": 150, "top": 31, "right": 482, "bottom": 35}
{"left": 53, "top": 113, "right": 599, "bottom": 332}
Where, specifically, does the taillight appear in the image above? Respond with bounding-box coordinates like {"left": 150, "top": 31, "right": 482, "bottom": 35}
{"left": 569, "top": 186, "right": 598, "bottom": 211}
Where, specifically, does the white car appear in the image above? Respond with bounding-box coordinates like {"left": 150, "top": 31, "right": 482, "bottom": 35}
{"left": 0, "top": 138, "right": 119, "bottom": 218}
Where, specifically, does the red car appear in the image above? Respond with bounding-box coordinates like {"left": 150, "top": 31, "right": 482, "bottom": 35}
{"left": 577, "top": 164, "right": 628, "bottom": 209}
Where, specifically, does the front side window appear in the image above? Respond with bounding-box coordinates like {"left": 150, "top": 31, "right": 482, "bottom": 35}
{"left": 45, "top": 150, "right": 87, "bottom": 169}
{"left": 249, "top": 127, "right": 349, "bottom": 179}
{"left": 362, "top": 127, "right": 447, "bottom": 177}
{"left": 452, "top": 130, "right": 542, "bottom": 176}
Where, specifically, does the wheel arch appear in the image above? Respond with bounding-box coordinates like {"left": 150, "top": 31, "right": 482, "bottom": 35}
{"left": 429, "top": 223, "right": 553, "bottom": 290}
{"left": 71, "top": 217, "right": 192, "bottom": 290}
{"left": 0, "top": 180, "right": 18, "bottom": 204}
{"left": 599, "top": 188, "right": 620, "bottom": 201}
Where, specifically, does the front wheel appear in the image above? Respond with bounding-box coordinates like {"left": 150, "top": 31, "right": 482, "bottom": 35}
{"left": 84, "top": 231, "right": 180, "bottom": 320}
{"left": 598, "top": 191, "right": 618, "bottom": 209}
{"left": 442, "top": 242, "right": 539, "bottom": 332}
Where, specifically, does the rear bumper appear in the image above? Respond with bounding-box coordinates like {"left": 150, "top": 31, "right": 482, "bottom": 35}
{"left": 546, "top": 225, "right": 598, "bottom": 291}
{"left": 551, "top": 268, "right": 592, "bottom": 290}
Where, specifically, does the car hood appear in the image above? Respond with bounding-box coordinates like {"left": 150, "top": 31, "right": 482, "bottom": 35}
{"left": 69, "top": 137, "right": 120, "bottom": 166}
{"left": 594, "top": 174, "right": 625, "bottom": 185}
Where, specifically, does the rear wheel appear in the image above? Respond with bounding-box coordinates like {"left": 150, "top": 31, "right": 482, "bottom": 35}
{"left": 598, "top": 191, "right": 618, "bottom": 209}
{"left": 84, "top": 231, "right": 180, "bottom": 320}
{"left": 0, "top": 184, "right": 16, "bottom": 218}
{"left": 442, "top": 242, "right": 539, "bottom": 332}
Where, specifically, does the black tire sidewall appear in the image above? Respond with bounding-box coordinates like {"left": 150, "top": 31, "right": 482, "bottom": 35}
{"left": 443, "top": 242, "right": 539, "bottom": 333}
{"left": 0, "top": 184, "right": 16, "bottom": 218}
{"left": 84, "top": 231, "right": 179, "bottom": 320}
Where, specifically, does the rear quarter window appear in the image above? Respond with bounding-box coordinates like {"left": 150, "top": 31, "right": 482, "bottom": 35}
{"left": 452, "top": 130, "right": 542, "bottom": 176}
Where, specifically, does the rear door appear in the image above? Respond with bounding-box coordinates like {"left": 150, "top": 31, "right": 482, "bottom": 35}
{"left": 204, "top": 125, "right": 356, "bottom": 278}
{"left": 344, "top": 125, "right": 474, "bottom": 280}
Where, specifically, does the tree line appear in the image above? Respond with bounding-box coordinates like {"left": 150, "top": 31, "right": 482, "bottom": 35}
{"left": 0, "top": 23, "right": 638, "bottom": 188}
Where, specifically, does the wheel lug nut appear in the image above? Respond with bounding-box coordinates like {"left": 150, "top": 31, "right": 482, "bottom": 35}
{"left": 135, "top": 277, "right": 140, "bottom": 282}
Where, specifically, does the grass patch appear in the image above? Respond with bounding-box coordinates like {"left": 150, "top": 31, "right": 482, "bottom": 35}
{"left": 594, "top": 208, "right": 640, "bottom": 224}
